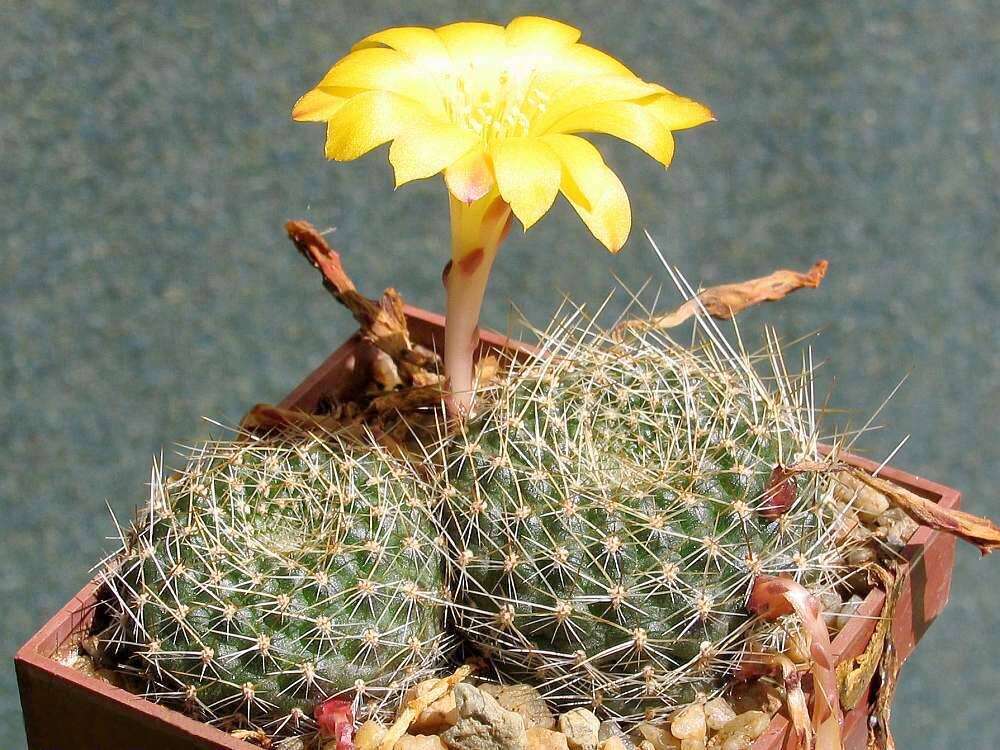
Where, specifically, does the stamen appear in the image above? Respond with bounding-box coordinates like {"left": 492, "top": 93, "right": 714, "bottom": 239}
{"left": 445, "top": 59, "right": 542, "bottom": 142}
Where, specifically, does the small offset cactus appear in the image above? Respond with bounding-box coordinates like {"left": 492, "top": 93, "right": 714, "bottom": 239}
{"left": 440, "top": 312, "right": 842, "bottom": 720}
{"left": 99, "top": 429, "right": 450, "bottom": 733}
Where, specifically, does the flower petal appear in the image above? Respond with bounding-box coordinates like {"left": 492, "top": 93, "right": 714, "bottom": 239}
{"left": 292, "top": 88, "right": 350, "bottom": 122}
{"left": 533, "top": 75, "right": 664, "bottom": 133}
{"left": 505, "top": 16, "right": 580, "bottom": 49}
{"left": 491, "top": 137, "right": 562, "bottom": 229}
{"left": 389, "top": 123, "right": 480, "bottom": 187}
{"left": 324, "top": 90, "right": 428, "bottom": 161}
{"left": 530, "top": 43, "right": 639, "bottom": 99}
{"left": 553, "top": 42, "right": 636, "bottom": 78}
{"left": 546, "top": 101, "right": 675, "bottom": 165}
{"left": 434, "top": 21, "right": 506, "bottom": 64}
{"left": 541, "top": 134, "right": 631, "bottom": 252}
{"left": 641, "top": 91, "right": 716, "bottom": 131}
{"left": 352, "top": 26, "right": 451, "bottom": 69}
{"left": 316, "top": 48, "right": 446, "bottom": 117}
{"left": 445, "top": 148, "right": 496, "bottom": 204}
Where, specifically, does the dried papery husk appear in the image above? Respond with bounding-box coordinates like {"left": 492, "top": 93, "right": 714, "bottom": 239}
{"left": 859, "top": 561, "right": 909, "bottom": 750}
{"left": 285, "top": 220, "right": 417, "bottom": 362}
{"left": 379, "top": 665, "right": 474, "bottom": 750}
{"left": 733, "top": 653, "right": 809, "bottom": 749}
{"left": 835, "top": 566, "right": 894, "bottom": 711}
{"left": 612, "top": 261, "right": 827, "bottom": 339}
{"left": 839, "top": 470, "right": 1000, "bottom": 555}
{"left": 869, "top": 631, "right": 902, "bottom": 750}
{"left": 774, "top": 656, "right": 811, "bottom": 750}
{"left": 748, "top": 577, "right": 843, "bottom": 750}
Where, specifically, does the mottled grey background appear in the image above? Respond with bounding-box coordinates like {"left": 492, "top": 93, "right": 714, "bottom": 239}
{"left": 2, "top": 1, "right": 997, "bottom": 747}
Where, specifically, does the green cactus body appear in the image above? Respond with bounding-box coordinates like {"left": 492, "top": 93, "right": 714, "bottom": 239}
{"left": 101, "top": 430, "right": 448, "bottom": 730}
{"left": 442, "top": 321, "right": 840, "bottom": 720}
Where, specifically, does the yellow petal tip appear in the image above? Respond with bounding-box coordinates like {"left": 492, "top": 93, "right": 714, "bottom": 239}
{"left": 291, "top": 102, "right": 311, "bottom": 121}
{"left": 514, "top": 206, "right": 546, "bottom": 231}
{"left": 293, "top": 88, "right": 349, "bottom": 122}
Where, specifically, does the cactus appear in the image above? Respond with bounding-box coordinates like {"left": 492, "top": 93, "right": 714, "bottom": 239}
{"left": 96, "top": 298, "right": 850, "bottom": 732}
{"left": 439, "top": 311, "right": 843, "bottom": 721}
{"left": 99, "top": 428, "right": 450, "bottom": 733}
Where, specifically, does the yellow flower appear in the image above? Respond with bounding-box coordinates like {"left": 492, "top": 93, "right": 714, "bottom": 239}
{"left": 293, "top": 16, "right": 712, "bottom": 415}
{"left": 294, "top": 15, "right": 712, "bottom": 254}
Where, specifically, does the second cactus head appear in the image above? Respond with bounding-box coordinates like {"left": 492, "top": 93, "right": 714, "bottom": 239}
{"left": 99, "top": 429, "right": 449, "bottom": 734}
{"left": 440, "top": 313, "right": 843, "bottom": 721}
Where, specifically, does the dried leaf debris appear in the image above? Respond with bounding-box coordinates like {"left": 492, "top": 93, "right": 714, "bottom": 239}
{"left": 613, "top": 260, "right": 828, "bottom": 337}
{"left": 842, "top": 470, "right": 1000, "bottom": 555}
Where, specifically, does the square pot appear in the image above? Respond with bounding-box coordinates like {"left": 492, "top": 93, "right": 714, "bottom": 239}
{"left": 15, "top": 306, "right": 960, "bottom": 750}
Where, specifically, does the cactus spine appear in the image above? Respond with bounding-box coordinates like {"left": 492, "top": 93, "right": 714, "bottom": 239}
{"left": 100, "top": 429, "right": 449, "bottom": 733}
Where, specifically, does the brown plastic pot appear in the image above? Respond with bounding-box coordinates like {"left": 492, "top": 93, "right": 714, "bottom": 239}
{"left": 15, "top": 306, "right": 960, "bottom": 750}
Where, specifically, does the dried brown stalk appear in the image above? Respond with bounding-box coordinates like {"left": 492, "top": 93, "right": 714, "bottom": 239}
{"left": 866, "top": 561, "right": 909, "bottom": 750}
{"left": 842, "top": 470, "right": 1000, "bottom": 555}
{"left": 286, "top": 220, "right": 414, "bottom": 362}
{"left": 836, "top": 565, "right": 895, "bottom": 711}
{"left": 286, "top": 219, "right": 441, "bottom": 370}
{"left": 242, "top": 222, "right": 449, "bottom": 436}
{"left": 613, "top": 260, "right": 828, "bottom": 337}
